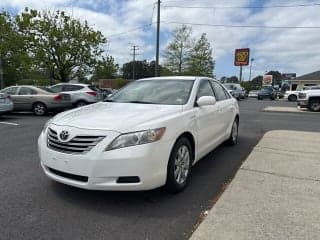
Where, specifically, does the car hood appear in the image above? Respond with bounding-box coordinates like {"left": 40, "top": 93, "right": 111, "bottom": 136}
{"left": 52, "top": 102, "right": 183, "bottom": 132}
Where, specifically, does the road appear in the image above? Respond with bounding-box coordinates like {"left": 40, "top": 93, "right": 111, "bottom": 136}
{"left": 0, "top": 99, "right": 319, "bottom": 240}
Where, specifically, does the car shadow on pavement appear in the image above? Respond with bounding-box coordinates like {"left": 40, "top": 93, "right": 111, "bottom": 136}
{"left": 48, "top": 133, "right": 258, "bottom": 219}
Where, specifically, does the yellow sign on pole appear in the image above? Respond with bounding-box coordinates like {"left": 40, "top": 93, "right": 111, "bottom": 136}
{"left": 234, "top": 48, "right": 250, "bottom": 66}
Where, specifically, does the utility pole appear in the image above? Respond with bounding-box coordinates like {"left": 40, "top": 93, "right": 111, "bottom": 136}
{"left": 249, "top": 58, "right": 254, "bottom": 81}
{"left": 155, "top": 0, "right": 160, "bottom": 77}
{"left": 131, "top": 45, "right": 139, "bottom": 81}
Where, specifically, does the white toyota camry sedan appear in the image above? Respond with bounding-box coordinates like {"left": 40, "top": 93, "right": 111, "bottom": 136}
{"left": 38, "top": 76, "right": 239, "bottom": 193}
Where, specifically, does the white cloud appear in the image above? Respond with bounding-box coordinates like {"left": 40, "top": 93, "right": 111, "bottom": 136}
{"left": 0, "top": 0, "right": 320, "bottom": 77}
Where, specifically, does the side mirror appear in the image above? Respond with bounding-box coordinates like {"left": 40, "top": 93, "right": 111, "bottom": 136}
{"left": 197, "top": 96, "right": 216, "bottom": 107}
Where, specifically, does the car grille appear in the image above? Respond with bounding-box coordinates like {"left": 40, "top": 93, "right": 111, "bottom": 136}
{"left": 47, "top": 128, "right": 105, "bottom": 154}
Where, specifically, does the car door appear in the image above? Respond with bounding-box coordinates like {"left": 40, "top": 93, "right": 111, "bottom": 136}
{"left": 15, "top": 87, "right": 38, "bottom": 110}
{"left": 1, "top": 87, "right": 19, "bottom": 109}
{"left": 62, "top": 84, "right": 84, "bottom": 103}
{"left": 211, "top": 81, "right": 235, "bottom": 140}
{"left": 195, "top": 79, "right": 223, "bottom": 158}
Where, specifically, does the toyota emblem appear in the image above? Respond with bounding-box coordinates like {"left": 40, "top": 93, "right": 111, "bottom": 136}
{"left": 59, "top": 130, "right": 69, "bottom": 141}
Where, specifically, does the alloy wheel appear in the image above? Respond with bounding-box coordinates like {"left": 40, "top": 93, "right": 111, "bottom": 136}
{"left": 174, "top": 145, "right": 190, "bottom": 185}
{"left": 34, "top": 103, "right": 46, "bottom": 116}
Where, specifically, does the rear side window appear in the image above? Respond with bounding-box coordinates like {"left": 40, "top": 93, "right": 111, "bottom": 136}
{"left": 211, "top": 82, "right": 228, "bottom": 101}
{"left": 2, "top": 87, "right": 19, "bottom": 95}
{"left": 63, "top": 85, "right": 84, "bottom": 91}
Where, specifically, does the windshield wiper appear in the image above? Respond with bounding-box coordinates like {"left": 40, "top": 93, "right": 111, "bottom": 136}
{"left": 104, "top": 99, "right": 114, "bottom": 102}
{"left": 127, "top": 100, "right": 155, "bottom": 104}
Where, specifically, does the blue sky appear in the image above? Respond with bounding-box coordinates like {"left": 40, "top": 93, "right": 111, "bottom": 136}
{"left": 1, "top": 0, "right": 320, "bottom": 79}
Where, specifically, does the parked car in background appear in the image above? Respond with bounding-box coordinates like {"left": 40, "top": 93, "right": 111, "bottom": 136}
{"left": 99, "top": 87, "right": 115, "bottom": 100}
{"left": 49, "top": 83, "right": 101, "bottom": 108}
{"left": 257, "top": 86, "right": 277, "bottom": 100}
{"left": 284, "top": 90, "right": 299, "bottom": 102}
{"left": 298, "top": 89, "right": 320, "bottom": 112}
{"left": 39, "top": 76, "right": 239, "bottom": 193}
{"left": 0, "top": 93, "right": 14, "bottom": 115}
{"left": 0, "top": 86, "right": 71, "bottom": 116}
{"left": 241, "top": 87, "right": 247, "bottom": 99}
{"left": 248, "top": 90, "right": 259, "bottom": 98}
{"left": 284, "top": 86, "right": 320, "bottom": 102}
{"left": 223, "top": 83, "right": 243, "bottom": 100}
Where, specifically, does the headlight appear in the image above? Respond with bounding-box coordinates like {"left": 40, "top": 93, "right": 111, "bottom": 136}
{"left": 42, "top": 118, "right": 53, "bottom": 132}
{"left": 298, "top": 93, "right": 306, "bottom": 99}
{"left": 106, "top": 127, "right": 166, "bottom": 151}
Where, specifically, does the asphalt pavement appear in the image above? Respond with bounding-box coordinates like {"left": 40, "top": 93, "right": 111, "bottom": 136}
{"left": 0, "top": 99, "right": 319, "bottom": 240}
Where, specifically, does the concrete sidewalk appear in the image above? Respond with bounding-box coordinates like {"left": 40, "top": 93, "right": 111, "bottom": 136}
{"left": 263, "top": 106, "right": 317, "bottom": 114}
{"left": 190, "top": 130, "right": 320, "bottom": 240}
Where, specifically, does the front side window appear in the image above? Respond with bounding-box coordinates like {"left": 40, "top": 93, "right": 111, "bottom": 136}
{"left": 197, "top": 80, "right": 215, "bottom": 99}
{"left": 108, "top": 79, "right": 194, "bottom": 105}
{"left": 212, "top": 82, "right": 228, "bottom": 101}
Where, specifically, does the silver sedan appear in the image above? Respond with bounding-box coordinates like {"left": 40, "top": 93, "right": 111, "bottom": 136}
{"left": 0, "top": 85, "right": 72, "bottom": 116}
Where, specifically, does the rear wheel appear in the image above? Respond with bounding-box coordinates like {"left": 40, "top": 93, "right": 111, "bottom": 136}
{"left": 75, "top": 100, "right": 87, "bottom": 108}
{"left": 309, "top": 99, "right": 320, "bottom": 112}
{"left": 32, "top": 102, "right": 47, "bottom": 116}
{"left": 166, "top": 137, "right": 193, "bottom": 193}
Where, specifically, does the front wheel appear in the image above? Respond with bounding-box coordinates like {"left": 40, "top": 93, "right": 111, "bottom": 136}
{"left": 309, "top": 99, "right": 320, "bottom": 112}
{"left": 288, "top": 95, "right": 297, "bottom": 102}
{"left": 33, "top": 102, "right": 47, "bottom": 116}
{"left": 227, "top": 118, "right": 239, "bottom": 146}
{"left": 166, "top": 137, "right": 193, "bottom": 194}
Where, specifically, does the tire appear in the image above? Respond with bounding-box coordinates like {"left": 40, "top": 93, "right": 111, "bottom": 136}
{"left": 166, "top": 137, "right": 193, "bottom": 194}
{"left": 309, "top": 99, "right": 320, "bottom": 112}
{"left": 75, "top": 100, "right": 87, "bottom": 108}
{"left": 288, "top": 95, "right": 297, "bottom": 102}
{"left": 227, "top": 118, "right": 239, "bottom": 146}
{"left": 32, "top": 102, "right": 47, "bottom": 116}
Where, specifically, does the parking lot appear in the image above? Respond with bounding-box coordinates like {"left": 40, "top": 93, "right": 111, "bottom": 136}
{"left": 0, "top": 99, "right": 319, "bottom": 240}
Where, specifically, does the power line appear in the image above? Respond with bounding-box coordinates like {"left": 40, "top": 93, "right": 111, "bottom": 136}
{"left": 162, "top": 3, "right": 320, "bottom": 9}
{"left": 162, "top": 21, "right": 320, "bottom": 29}
{"left": 107, "top": 23, "right": 153, "bottom": 39}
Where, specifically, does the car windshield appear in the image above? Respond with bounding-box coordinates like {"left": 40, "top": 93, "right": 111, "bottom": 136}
{"left": 261, "top": 87, "right": 273, "bottom": 92}
{"left": 106, "top": 79, "right": 194, "bottom": 105}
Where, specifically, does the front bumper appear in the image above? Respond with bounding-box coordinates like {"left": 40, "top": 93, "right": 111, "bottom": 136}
{"left": 297, "top": 100, "right": 308, "bottom": 108}
{"left": 38, "top": 127, "right": 174, "bottom": 191}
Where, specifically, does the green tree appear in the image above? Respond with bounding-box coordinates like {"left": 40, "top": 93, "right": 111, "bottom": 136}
{"left": 186, "top": 33, "right": 214, "bottom": 77}
{"left": 16, "top": 9, "right": 106, "bottom": 82}
{"left": 0, "top": 11, "right": 32, "bottom": 87}
{"left": 91, "top": 55, "right": 119, "bottom": 80}
{"left": 163, "top": 25, "right": 193, "bottom": 74}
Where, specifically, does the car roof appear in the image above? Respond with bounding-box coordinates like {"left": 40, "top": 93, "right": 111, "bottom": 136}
{"left": 54, "top": 83, "right": 89, "bottom": 86}
{"left": 138, "top": 76, "right": 198, "bottom": 81}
